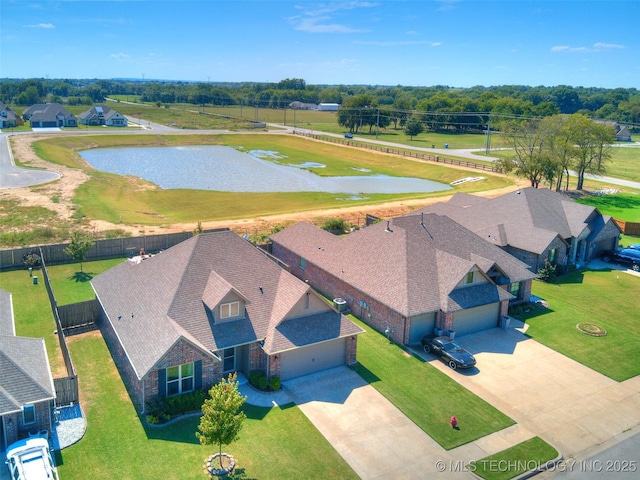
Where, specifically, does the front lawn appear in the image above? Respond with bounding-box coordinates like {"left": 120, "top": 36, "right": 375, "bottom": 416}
{"left": 516, "top": 269, "right": 640, "bottom": 381}
{"left": 469, "top": 436, "right": 559, "bottom": 480}
{"left": 352, "top": 317, "right": 514, "bottom": 450}
{"left": 59, "top": 331, "right": 358, "bottom": 480}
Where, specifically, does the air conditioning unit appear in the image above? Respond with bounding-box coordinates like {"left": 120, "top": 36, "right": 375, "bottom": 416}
{"left": 333, "top": 298, "right": 347, "bottom": 312}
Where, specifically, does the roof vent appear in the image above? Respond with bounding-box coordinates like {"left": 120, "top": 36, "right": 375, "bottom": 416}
{"left": 385, "top": 220, "right": 393, "bottom": 233}
{"left": 259, "top": 286, "right": 264, "bottom": 294}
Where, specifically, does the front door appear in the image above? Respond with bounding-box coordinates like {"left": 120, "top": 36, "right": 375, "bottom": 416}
{"left": 223, "top": 347, "right": 236, "bottom": 374}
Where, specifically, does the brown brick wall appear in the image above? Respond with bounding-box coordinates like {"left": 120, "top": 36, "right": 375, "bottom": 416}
{"left": 3, "top": 400, "right": 53, "bottom": 447}
{"left": 272, "top": 242, "right": 409, "bottom": 344}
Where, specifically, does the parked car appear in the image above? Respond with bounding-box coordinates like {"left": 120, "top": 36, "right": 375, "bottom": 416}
{"left": 420, "top": 335, "right": 477, "bottom": 370}
{"left": 344, "top": 132, "right": 353, "bottom": 138}
{"left": 627, "top": 244, "right": 640, "bottom": 250}
{"left": 5, "top": 437, "right": 59, "bottom": 480}
{"left": 601, "top": 248, "right": 640, "bottom": 271}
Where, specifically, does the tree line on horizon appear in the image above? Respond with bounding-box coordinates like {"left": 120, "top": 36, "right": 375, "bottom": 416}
{"left": 1, "top": 77, "right": 639, "bottom": 130}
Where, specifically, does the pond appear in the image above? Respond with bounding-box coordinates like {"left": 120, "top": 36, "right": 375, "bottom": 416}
{"left": 79, "top": 146, "right": 452, "bottom": 195}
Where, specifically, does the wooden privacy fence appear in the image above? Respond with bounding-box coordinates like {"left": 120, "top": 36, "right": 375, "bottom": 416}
{"left": 39, "top": 248, "right": 79, "bottom": 406}
{"left": 293, "top": 131, "right": 502, "bottom": 173}
{"left": 58, "top": 299, "right": 101, "bottom": 333}
{"left": 614, "top": 219, "right": 640, "bottom": 236}
{"left": 53, "top": 376, "right": 79, "bottom": 406}
{"left": 0, "top": 228, "right": 228, "bottom": 271}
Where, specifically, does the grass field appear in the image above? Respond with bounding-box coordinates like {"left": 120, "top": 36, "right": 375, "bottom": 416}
{"left": 575, "top": 191, "right": 640, "bottom": 222}
{"left": 469, "top": 437, "right": 559, "bottom": 480}
{"left": 45, "top": 258, "right": 125, "bottom": 305}
{"left": 516, "top": 269, "right": 640, "bottom": 381}
{"left": 33, "top": 133, "right": 512, "bottom": 227}
{"left": 352, "top": 317, "right": 515, "bottom": 450}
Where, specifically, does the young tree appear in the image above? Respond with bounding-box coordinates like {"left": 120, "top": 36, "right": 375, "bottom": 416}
{"left": 403, "top": 116, "right": 424, "bottom": 140}
{"left": 64, "top": 231, "right": 95, "bottom": 272}
{"left": 196, "top": 373, "right": 247, "bottom": 469}
{"left": 496, "top": 119, "right": 549, "bottom": 188}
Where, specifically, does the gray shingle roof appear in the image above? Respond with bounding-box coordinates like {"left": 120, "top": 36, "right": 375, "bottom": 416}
{"left": 91, "top": 231, "right": 360, "bottom": 379}
{"left": 413, "top": 188, "right": 607, "bottom": 254}
{"left": 0, "top": 290, "right": 56, "bottom": 415}
{"left": 271, "top": 213, "right": 535, "bottom": 317}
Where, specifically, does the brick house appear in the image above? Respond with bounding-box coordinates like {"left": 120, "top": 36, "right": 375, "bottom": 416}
{"left": 22, "top": 103, "right": 77, "bottom": 128}
{"left": 0, "top": 102, "right": 20, "bottom": 129}
{"left": 0, "top": 290, "right": 56, "bottom": 451}
{"left": 78, "top": 105, "right": 128, "bottom": 127}
{"left": 270, "top": 214, "right": 536, "bottom": 345}
{"left": 91, "top": 231, "right": 362, "bottom": 412}
{"left": 416, "top": 188, "right": 622, "bottom": 271}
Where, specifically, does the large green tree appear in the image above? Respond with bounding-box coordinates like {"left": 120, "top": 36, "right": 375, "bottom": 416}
{"left": 562, "top": 114, "right": 616, "bottom": 190}
{"left": 196, "top": 373, "right": 247, "bottom": 469}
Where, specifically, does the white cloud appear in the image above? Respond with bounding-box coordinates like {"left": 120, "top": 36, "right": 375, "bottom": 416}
{"left": 551, "top": 42, "right": 625, "bottom": 53}
{"left": 110, "top": 53, "right": 131, "bottom": 60}
{"left": 289, "top": 1, "right": 377, "bottom": 34}
{"left": 25, "top": 23, "right": 55, "bottom": 29}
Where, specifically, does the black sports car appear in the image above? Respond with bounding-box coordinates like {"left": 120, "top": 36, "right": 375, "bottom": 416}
{"left": 420, "top": 336, "right": 477, "bottom": 370}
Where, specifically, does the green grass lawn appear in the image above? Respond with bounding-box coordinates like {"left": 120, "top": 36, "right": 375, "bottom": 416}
{"left": 516, "top": 269, "right": 640, "bottom": 381}
{"left": 58, "top": 331, "right": 358, "bottom": 480}
{"left": 351, "top": 317, "right": 514, "bottom": 450}
{"left": 469, "top": 437, "right": 559, "bottom": 480}
{"left": 0, "top": 268, "right": 66, "bottom": 377}
{"left": 45, "top": 258, "right": 125, "bottom": 305}
{"left": 575, "top": 191, "right": 640, "bottom": 222}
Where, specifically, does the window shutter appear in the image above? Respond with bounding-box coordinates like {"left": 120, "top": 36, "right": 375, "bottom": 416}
{"left": 158, "top": 369, "right": 167, "bottom": 397}
{"left": 194, "top": 360, "right": 202, "bottom": 390}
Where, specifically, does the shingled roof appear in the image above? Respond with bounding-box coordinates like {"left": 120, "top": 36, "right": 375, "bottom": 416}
{"left": 0, "top": 290, "right": 56, "bottom": 416}
{"left": 91, "top": 231, "right": 360, "bottom": 379}
{"left": 270, "top": 213, "right": 534, "bottom": 318}
{"left": 414, "top": 188, "right": 613, "bottom": 254}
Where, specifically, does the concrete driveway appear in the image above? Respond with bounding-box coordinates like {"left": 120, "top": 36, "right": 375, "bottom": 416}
{"left": 414, "top": 321, "right": 640, "bottom": 461}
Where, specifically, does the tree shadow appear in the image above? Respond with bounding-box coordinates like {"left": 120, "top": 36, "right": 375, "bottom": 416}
{"left": 68, "top": 271, "right": 95, "bottom": 283}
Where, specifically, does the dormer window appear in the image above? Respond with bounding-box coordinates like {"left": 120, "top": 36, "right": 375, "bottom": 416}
{"left": 466, "top": 271, "right": 474, "bottom": 284}
{"left": 220, "top": 301, "right": 240, "bottom": 319}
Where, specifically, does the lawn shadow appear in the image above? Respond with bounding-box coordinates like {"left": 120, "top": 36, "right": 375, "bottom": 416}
{"left": 353, "top": 362, "right": 381, "bottom": 384}
{"left": 68, "top": 271, "right": 95, "bottom": 283}
{"left": 141, "top": 413, "right": 201, "bottom": 444}
{"left": 242, "top": 403, "right": 296, "bottom": 421}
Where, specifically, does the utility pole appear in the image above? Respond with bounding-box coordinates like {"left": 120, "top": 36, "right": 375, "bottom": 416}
{"left": 484, "top": 114, "right": 492, "bottom": 154}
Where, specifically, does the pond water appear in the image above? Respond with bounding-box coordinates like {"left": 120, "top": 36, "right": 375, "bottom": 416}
{"left": 79, "top": 146, "right": 452, "bottom": 194}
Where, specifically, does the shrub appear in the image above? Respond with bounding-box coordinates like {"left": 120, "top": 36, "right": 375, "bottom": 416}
{"left": 321, "top": 217, "right": 348, "bottom": 232}
{"left": 269, "top": 376, "right": 281, "bottom": 391}
{"left": 145, "top": 390, "right": 207, "bottom": 424}
{"left": 537, "top": 260, "right": 557, "bottom": 283}
{"left": 258, "top": 376, "right": 268, "bottom": 391}
{"left": 249, "top": 370, "right": 265, "bottom": 388}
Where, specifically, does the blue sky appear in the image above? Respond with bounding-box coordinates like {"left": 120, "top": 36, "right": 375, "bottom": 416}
{"left": 1, "top": 0, "right": 638, "bottom": 88}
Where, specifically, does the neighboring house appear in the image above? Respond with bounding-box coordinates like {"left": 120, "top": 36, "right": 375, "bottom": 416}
{"left": 78, "top": 105, "right": 128, "bottom": 127}
{"left": 0, "top": 102, "right": 20, "bottom": 129}
{"left": 416, "top": 188, "right": 622, "bottom": 271}
{"left": 91, "top": 230, "right": 363, "bottom": 412}
{"left": 270, "top": 214, "right": 536, "bottom": 345}
{"left": 22, "top": 103, "right": 77, "bottom": 128}
{"left": 0, "top": 290, "right": 56, "bottom": 451}
{"left": 289, "top": 101, "right": 318, "bottom": 110}
{"left": 594, "top": 120, "right": 632, "bottom": 142}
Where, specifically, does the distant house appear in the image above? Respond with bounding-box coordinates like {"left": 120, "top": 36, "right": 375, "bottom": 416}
{"left": 0, "top": 290, "right": 56, "bottom": 451}
{"left": 22, "top": 103, "right": 77, "bottom": 128}
{"left": 594, "top": 120, "right": 632, "bottom": 142}
{"left": 0, "top": 102, "right": 20, "bottom": 129}
{"left": 78, "top": 105, "right": 128, "bottom": 127}
{"left": 270, "top": 214, "right": 536, "bottom": 345}
{"left": 415, "top": 188, "right": 622, "bottom": 271}
{"left": 91, "top": 231, "right": 363, "bottom": 412}
{"left": 289, "top": 101, "right": 318, "bottom": 110}
{"left": 317, "top": 103, "right": 340, "bottom": 111}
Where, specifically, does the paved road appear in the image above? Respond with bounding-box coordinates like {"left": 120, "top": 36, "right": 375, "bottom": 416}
{"left": 0, "top": 132, "right": 61, "bottom": 188}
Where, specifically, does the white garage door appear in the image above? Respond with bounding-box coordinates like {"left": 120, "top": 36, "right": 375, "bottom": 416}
{"left": 451, "top": 303, "right": 500, "bottom": 337}
{"left": 279, "top": 338, "right": 347, "bottom": 381}
{"left": 409, "top": 313, "right": 436, "bottom": 344}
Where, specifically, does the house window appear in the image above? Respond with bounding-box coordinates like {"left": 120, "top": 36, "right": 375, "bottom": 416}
{"left": 223, "top": 348, "right": 236, "bottom": 373}
{"left": 509, "top": 282, "right": 521, "bottom": 298}
{"left": 23, "top": 404, "right": 36, "bottom": 425}
{"left": 166, "top": 363, "right": 194, "bottom": 396}
{"left": 220, "top": 301, "right": 240, "bottom": 319}
{"left": 298, "top": 257, "right": 306, "bottom": 270}
{"left": 466, "top": 271, "right": 474, "bottom": 284}
{"left": 548, "top": 248, "right": 557, "bottom": 264}
{"left": 305, "top": 292, "right": 310, "bottom": 309}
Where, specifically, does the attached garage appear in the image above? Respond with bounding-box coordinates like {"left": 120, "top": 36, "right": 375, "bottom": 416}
{"left": 451, "top": 303, "right": 500, "bottom": 337}
{"left": 408, "top": 313, "right": 436, "bottom": 344}
{"left": 279, "top": 338, "right": 347, "bottom": 381}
